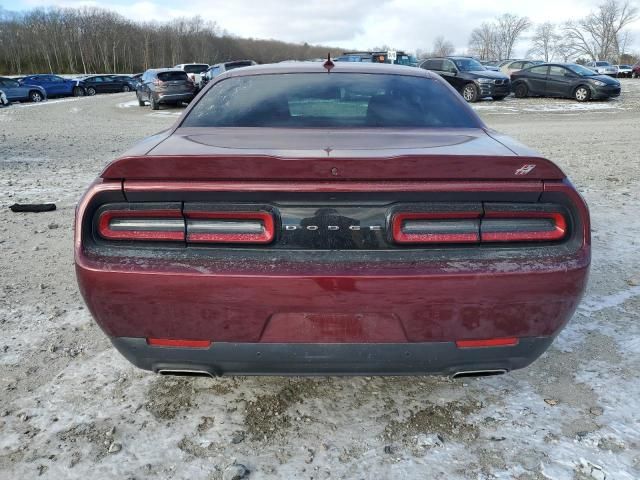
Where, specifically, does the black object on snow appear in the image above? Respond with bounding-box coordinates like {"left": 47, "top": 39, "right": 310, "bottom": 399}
{"left": 9, "top": 203, "right": 57, "bottom": 212}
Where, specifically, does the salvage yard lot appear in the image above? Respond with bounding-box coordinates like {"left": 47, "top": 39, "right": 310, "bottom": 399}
{"left": 1, "top": 81, "right": 639, "bottom": 479}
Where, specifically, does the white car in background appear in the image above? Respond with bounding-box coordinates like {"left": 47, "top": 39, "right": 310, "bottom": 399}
{"left": 174, "top": 63, "right": 210, "bottom": 86}
{"left": 586, "top": 61, "right": 618, "bottom": 76}
{"left": 615, "top": 65, "right": 632, "bottom": 78}
{"left": 499, "top": 59, "right": 542, "bottom": 77}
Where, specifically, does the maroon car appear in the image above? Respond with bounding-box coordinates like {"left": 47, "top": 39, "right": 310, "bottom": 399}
{"left": 75, "top": 62, "right": 590, "bottom": 378}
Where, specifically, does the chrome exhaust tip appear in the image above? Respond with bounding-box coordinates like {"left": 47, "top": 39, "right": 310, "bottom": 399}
{"left": 451, "top": 369, "right": 507, "bottom": 379}
{"left": 157, "top": 369, "right": 215, "bottom": 378}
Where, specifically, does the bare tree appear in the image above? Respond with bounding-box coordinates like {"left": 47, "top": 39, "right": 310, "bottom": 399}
{"left": 495, "top": 14, "right": 531, "bottom": 60}
{"left": 468, "top": 23, "right": 499, "bottom": 60}
{"left": 563, "top": 0, "right": 638, "bottom": 61}
{"left": 432, "top": 36, "right": 455, "bottom": 57}
{"left": 528, "top": 22, "right": 561, "bottom": 62}
{"left": 0, "top": 6, "right": 344, "bottom": 75}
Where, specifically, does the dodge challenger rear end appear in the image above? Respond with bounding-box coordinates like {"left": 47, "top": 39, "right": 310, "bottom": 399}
{"left": 75, "top": 62, "right": 590, "bottom": 377}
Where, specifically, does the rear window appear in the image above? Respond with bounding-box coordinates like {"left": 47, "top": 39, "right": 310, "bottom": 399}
{"left": 183, "top": 64, "right": 208, "bottom": 74}
{"left": 182, "top": 73, "right": 478, "bottom": 128}
{"left": 157, "top": 71, "right": 188, "bottom": 82}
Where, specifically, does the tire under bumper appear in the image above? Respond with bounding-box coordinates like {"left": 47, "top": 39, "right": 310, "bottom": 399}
{"left": 111, "top": 336, "right": 554, "bottom": 376}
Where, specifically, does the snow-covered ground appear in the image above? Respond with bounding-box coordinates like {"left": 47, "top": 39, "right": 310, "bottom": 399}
{"left": 1, "top": 80, "right": 639, "bottom": 479}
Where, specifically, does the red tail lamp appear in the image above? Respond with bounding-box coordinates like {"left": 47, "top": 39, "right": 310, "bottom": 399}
{"left": 481, "top": 211, "right": 567, "bottom": 242}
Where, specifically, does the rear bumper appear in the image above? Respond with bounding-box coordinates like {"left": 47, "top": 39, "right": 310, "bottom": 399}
{"left": 111, "top": 336, "right": 555, "bottom": 376}
{"left": 77, "top": 256, "right": 589, "bottom": 343}
{"left": 154, "top": 92, "right": 195, "bottom": 104}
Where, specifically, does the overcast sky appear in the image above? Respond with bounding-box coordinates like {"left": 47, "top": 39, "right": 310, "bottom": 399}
{"left": 5, "top": 0, "right": 640, "bottom": 55}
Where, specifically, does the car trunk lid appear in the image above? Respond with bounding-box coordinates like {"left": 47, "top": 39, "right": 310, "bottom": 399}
{"left": 101, "top": 128, "right": 566, "bottom": 181}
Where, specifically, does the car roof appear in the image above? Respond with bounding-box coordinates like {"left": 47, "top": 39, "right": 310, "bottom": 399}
{"left": 219, "top": 61, "right": 435, "bottom": 79}
{"left": 146, "top": 68, "right": 187, "bottom": 74}
{"left": 424, "top": 56, "right": 475, "bottom": 61}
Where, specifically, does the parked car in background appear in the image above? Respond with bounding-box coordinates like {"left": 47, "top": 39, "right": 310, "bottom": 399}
{"left": 511, "top": 63, "right": 621, "bottom": 101}
{"left": 0, "top": 76, "right": 47, "bottom": 102}
{"left": 334, "top": 53, "right": 373, "bottom": 63}
{"left": 136, "top": 68, "right": 196, "bottom": 110}
{"left": 19, "top": 74, "right": 84, "bottom": 97}
{"left": 615, "top": 65, "right": 632, "bottom": 78}
{"left": 499, "top": 60, "right": 542, "bottom": 77}
{"left": 76, "top": 75, "right": 133, "bottom": 95}
{"left": 480, "top": 60, "right": 501, "bottom": 72}
{"left": 75, "top": 61, "right": 590, "bottom": 377}
{"left": 174, "top": 63, "right": 209, "bottom": 85}
{"left": 585, "top": 61, "right": 618, "bottom": 76}
{"left": 0, "top": 89, "right": 8, "bottom": 107}
{"left": 336, "top": 51, "right": 418, "bottom": 66}
{"left": 199, "top": 60, "right": 257, "bottom": 89}
{"left": 633, "top": 62, "right": 640, "bottom": 78}
{"left": 420, "top": 56, "right": 511, "bottom": 102}
{"left": 117, "top": 75, "right": 141, "bottom": 91}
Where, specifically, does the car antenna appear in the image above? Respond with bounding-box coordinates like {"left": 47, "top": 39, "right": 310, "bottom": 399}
{"left": 323, "top": 53, "right": 334, "bottom": 73}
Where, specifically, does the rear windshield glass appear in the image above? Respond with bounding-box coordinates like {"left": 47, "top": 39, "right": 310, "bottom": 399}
{"left": 158, "top": 71, "right": 188, "bottom": 82}
{"left": 183, "top": 64, "right": 209, "bottom": 74}
{"left": 182, "top": 73, "right": 478, "bottom": 128}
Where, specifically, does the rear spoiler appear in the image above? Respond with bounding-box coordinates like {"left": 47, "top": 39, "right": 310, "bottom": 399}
{"left": 101, "top": 154, "right": 566, "bottom": 181}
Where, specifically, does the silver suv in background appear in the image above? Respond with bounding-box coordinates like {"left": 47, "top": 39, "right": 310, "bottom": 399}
{"left": 586, "top": 61, "right": 618, "bottom": 76}
{"left": 199, "top": 60, "right": 257, "bottom": 89}
{"left": 174, "top": 63, "right": 210, "bottom": 85}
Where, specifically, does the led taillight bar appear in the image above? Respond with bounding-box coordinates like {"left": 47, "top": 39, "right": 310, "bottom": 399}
{"left": 185, "top": 211, "right": 275, "bottom": 244}
{"left": 481, "top": 211, "right": 567, "bottom": 242}
{"left": 392, "top": 211, "right": 481, "bottom": 244}
{"left": 98, "top": 209, "right": 185, "bottom": 241}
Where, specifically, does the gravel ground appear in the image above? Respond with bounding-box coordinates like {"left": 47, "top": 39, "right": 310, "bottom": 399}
{"left": 1, "top": 81, "right": 639, "bottom": 480}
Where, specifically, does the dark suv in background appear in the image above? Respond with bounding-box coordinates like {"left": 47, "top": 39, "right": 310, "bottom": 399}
{"left": 136, "top": 69, "right": 196, "bottom": 110}
{"left": 420, "top": 56, "right": 511, "bottom": 102}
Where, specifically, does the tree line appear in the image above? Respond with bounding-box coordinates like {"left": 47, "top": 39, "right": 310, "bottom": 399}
{"left": 421, "top": 0, "right": 638, "bottom": 64}
{"left": 0, "top": 7, "right": 341, "bottom": 75}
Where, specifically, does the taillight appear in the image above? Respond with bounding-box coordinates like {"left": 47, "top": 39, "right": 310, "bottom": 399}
{"left": 185, "top": 211, "right": 275, "bottom": 244}
{"left": 392, "top": 211, "right": 481, "bottom": 244}
{"left": 97, "top": 209, "right": 184, "bottom": 241}
{"left": 481, "top": 210, "right": 567, "bottom": 242}
{"left": 391, "top": 204, "right": 568, "bottom": 245}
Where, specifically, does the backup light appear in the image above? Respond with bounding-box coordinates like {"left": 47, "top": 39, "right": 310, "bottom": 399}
{"left": 392, "top": 211, "right": 481, "bottom": 244}
{"left": 97, "top": 209, "right": 185, "bottom": 241}
{"left": 185, "top": 210, "right": 275, "bottom": 244}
